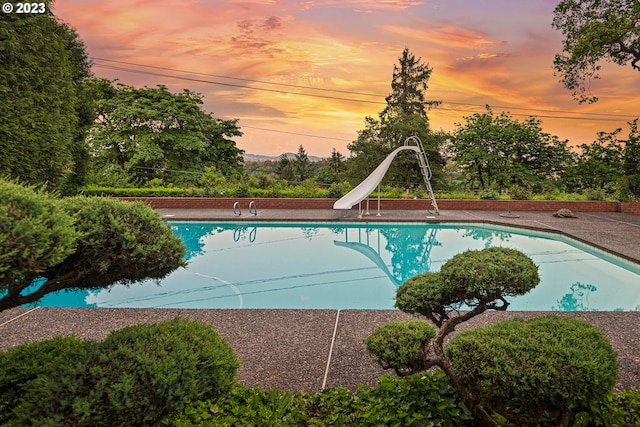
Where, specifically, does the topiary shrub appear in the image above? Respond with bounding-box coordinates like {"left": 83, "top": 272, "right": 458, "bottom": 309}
{"left": 367, "top": 247, "right": 542, "bottom": 426}
{"left": 14, "top": 318, "right": 240, "bottom": 426}
{"left": 0, "top": 178, "right": 79, "bottom": 303}
{"left": 438, "top": 247, "right": 540, "bottom": 308}
{"left": 446, "top": 315, "right": 618, "bottom": 426}
{"left": 0, "top": 336, "right": 91, "bottom": 425}
{"left": 363, "top": 320, "right": 436, "bottom": 375}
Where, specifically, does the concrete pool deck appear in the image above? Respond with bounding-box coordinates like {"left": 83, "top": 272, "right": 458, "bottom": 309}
{"left": 1, "top": 208, "right": 640, "bottom": 393}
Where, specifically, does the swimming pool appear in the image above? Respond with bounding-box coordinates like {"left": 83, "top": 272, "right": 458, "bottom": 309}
{"left": 35, "top": 222, "right": 640, "bottom": 311}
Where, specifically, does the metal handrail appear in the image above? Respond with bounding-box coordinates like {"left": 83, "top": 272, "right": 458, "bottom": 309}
{"left": 232, "top": 201, "right": 241, "bottom": 216}
{"left": 248, "top": 201, "right": 257, "bottom": 216}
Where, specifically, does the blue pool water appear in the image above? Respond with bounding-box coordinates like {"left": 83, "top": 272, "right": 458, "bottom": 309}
{"left": 34, "top": 222, "right": 640, "bottom": 311}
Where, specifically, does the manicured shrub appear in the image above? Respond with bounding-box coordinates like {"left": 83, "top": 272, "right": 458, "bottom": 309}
{"left": 80, "top": 185, "right": 186, "bottom": 197}
{"left": 0, "top": 336, "right": 90, "bottom": 425}
{"left": 446, "top": 315, "right": 619, "bottom": 425}
{"left": 395, "top": 271, "right": 450, "bottom": 320}
{"left": 56, "top": 196, "right": 186, "bottom": 289}
{"left": 0, "top": 178, "right": 78, "bottom": 294}
{"left": 439, "top": 247, "right": 540, "bottom": 306}
{"left": 363, "top": 320, "right": 436, "bottom": 375}
{"left": 1, "top": 184, "right": 186, "bottom": 311}
{"left": 15, "top": 318, "right": 239, "bottom": 426}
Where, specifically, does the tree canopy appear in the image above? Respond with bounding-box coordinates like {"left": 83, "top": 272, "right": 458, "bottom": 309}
{"left": 552, "top": 0, "right": 640, "bottom": 103}
{"left": 381, "top": 48, "right": 442, "bottom": 118}
{"left": 87, "top": 81, "right": 244, "bottom": 186}
{"left": 451, "top": 107, "right": 572, "bottom": 192}
{"left": 0, "top": 2, "right": 93, "bottom": 193}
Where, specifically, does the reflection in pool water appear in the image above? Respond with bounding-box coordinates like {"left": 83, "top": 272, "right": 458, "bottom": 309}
{"left": 34, "top": 222, "right": 640, "bottom": 311}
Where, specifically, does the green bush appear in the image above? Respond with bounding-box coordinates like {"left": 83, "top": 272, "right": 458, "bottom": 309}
{"left": 363, "top": 320, "right": 436, "bottom": 375}
{"left": 588, "top": 388, "right": 640, "bottom": 426}
{"left": 439, "top": 247, "right": 540, "bottom": 304}
{"left": 80, "top": 185, "right": 186, "bottom": 197}
{"left": 164, "top": 385, "right": 308, "bottom": 427}
{"left": 0, "top": 178, "right": 78, "bottom": 290}
{"left": 15, "top": 318, "right": 239, "bottom": 426}
{"left": 508, "top": 185, "right": 532, "bottom": 200}
{"left": 0, "top": 336, "right": 90, "bottom": 425}
{"left": 395, "top": 271, "right": 450, "bottom": 319}
{"left": 307, "top": 372, "right": 473, "bottom": 426}
{"left": 446, "top": 315, "right": 619, "bottom": 425}
{"left": 327, "top": 181, "right": 352, "bottom": 198}
{"left": 167, "top": 372, "right": 473, "bottom": 426}
{"left": 478, "top": 189, "right": 499, "bottom": 200}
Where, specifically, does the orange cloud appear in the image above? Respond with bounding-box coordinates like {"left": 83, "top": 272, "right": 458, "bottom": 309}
{"left": 52, "top": 0, "right": 639, "bottom": 156}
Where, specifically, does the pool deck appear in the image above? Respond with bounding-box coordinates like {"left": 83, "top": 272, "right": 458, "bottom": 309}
{"left": 2, "top": 208, "right": 640, "bottom": 393}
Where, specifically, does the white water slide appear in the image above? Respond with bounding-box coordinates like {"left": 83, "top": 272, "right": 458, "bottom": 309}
{"left": 333, "top": 137, "right": 439, "bottom": 215}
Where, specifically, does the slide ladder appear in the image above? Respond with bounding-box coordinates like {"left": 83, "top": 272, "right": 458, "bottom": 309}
{"left": 407, "top": 136, "right": 439, "bottom": 215}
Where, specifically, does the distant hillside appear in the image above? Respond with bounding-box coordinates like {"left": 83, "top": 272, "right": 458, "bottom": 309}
{"left": 244, "top": 153, "right": 324, "bottom": 162}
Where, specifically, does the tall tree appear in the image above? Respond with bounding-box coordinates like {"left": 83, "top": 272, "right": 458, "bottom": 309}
{"left": 451, "top": 107, "right": 572, "bottom": 192}
{"left": 0, "top": 2, "right": 93, "bottom": 193}
{"left": 552, "top": 0, "right": 640, "bottom": 103}
{"left": 381, "top": 48, "right": 442, "bottom": 118}
{"left": 293, "top": 144, "right": 311, "bottom": 182}
{"left": 348, "top": 49, "right": 445, "bottom": 188}
{"left": 622, "top": 118, "right": 640, "bottom": 197}
{"left": 87, "top": 82, "right": 244, "bottom": 186}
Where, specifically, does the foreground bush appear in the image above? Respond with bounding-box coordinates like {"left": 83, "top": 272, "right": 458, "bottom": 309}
{"left": 0, "top": 179, "right": 186, "bottom": 311}
{"left": 12, "top": 318, "right": 239, "bottom": 426}
{"left": 0, "top": 336, "right": 90, "bottom": 425}
{"left": 446, "top": 315, "right": 618, "bottom": 426}
{"left": 165, "top": 372, "right": 473, "bottom": 426}
{"left": 363, "top": 319, "right": 435, "bottom": 375}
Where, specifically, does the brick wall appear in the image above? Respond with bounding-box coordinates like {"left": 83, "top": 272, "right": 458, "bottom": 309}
{"left": 116, "top": 197, "right": 639, "bottom": 214}
{"left": 620, "top": 202, "right": 640, "bottom": 215}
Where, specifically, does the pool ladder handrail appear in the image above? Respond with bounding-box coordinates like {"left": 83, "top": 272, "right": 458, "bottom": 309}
{"left": 233, "top": 201, "right": 258, "bottom": 216}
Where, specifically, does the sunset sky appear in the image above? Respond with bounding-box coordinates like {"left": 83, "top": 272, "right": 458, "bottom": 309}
{"left": 53, "top": 0, "right": 639, "bottom": 157}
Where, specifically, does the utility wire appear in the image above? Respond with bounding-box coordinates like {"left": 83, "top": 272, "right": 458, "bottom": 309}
{"left": 92, "top": 57, "right": 384, "bottom": 98}
{"left": 92, "top": 57, "right": 637, "bottom": 120}
{"left": 241, "top": 125, "right": 352, "bottom": 141}
{"left": 92, "top": 63, "right": 387, "bottom": 105}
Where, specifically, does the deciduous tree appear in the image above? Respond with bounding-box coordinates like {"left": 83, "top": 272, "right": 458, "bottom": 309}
{"left": 88, "top": 82, "right": 244, "bottom": 186}
{"left": 552, "top": 0, "right": 640, "bottom": 103}
{"left": 451, "top": 107, "right": 572, "bottom": 192}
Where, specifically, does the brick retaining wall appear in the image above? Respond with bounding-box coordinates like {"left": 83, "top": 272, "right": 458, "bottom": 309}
{"left": 117, "top": 197, "right": 638, "bottom": 214}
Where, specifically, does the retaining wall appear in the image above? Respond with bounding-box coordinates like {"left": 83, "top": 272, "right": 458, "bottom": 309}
{"left": 117, "top": 197, "right": 639, "bottom": 214}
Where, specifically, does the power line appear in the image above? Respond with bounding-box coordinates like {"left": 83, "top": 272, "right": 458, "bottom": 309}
{"left": 92, "top": 63, "right": 387, "bottom": 105}
{"left": 91, "top": 57, "right": 637, "bottom": 121}
{"left": 241, "top": 125, "right": 352, "bottom": 141}
{"left": 92, "top": 57, "right": 384, "bottom": 98}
